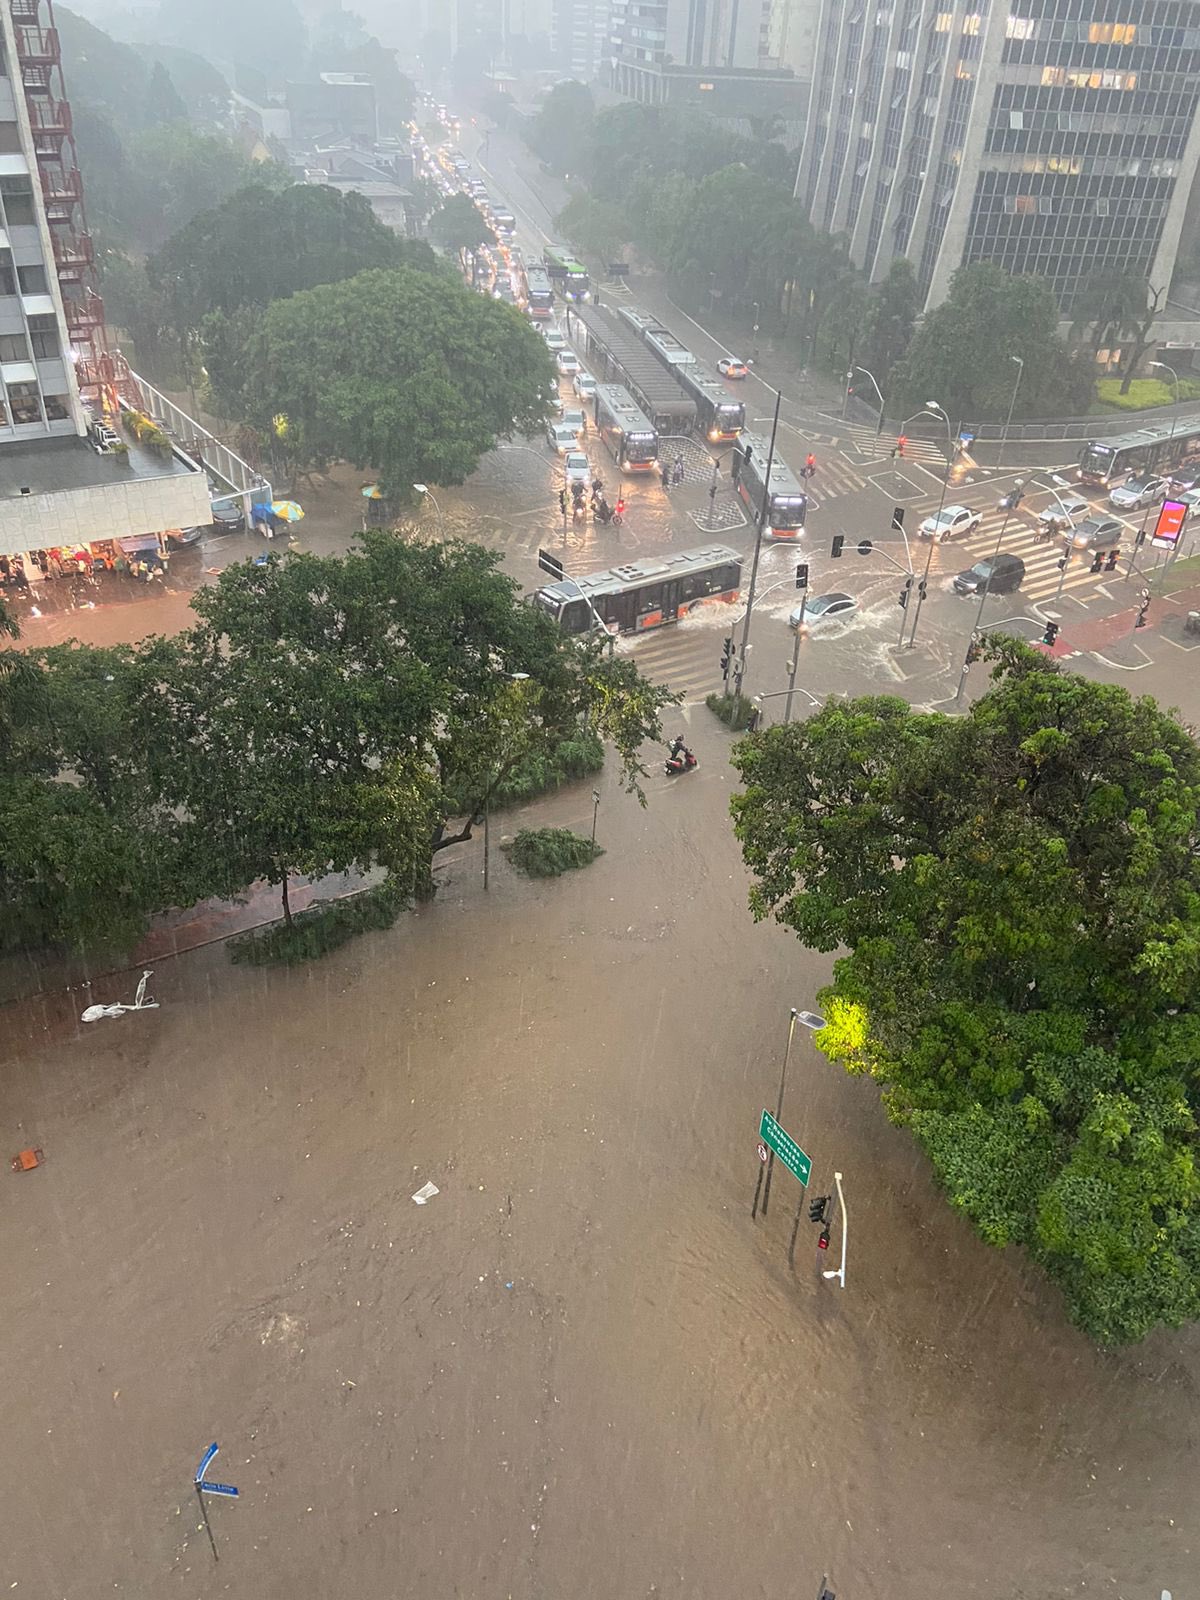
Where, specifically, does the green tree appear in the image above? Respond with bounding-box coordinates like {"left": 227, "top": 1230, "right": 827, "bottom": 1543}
{"left": 555, "top": 193, "right": 631, "bottom": 269}
{"left": 860, "top": 257, "right": 920, "bottom": 388}
{"left": 146, "top": 60, "right": 188, "bottom": 124}
{"left": 1070, "top": 272, "right": 1166, "bottom": 396}
{"left": 529, "top": 80, "right": 595, "bottom": 176}
{"left": 429, "top": 192, "right": 497, "bottom": 260}
{"left": 237, "top": 265, "right": 555, "bottom": 494}
{"left": 892, "top": 263, "right": 1093, "bottom": 424}
{"left": 730, "top": 644, "right": 1200, "bottom": 1345}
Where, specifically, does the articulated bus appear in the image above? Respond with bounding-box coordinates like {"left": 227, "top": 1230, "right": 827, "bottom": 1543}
{"left": 593, "top": 383, "right": 659, "bottom": 472}
{"left": 543, "top": 243, "right": 590, "bottom": 297}
{"left": 617, "top": 302, "right": 744, "bottom": 441}
{"left": 532, "top": 545, "right": 742, "bottom": 635}
{"left": 731, "top": 433, "right": 809, "bottom": 539}
{"left": 1079, "top": 413, "right": 1200, "bottom": 488}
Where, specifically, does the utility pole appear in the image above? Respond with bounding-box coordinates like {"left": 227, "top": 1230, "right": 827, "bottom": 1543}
{"left": 733, "top": 388, "right": 783, "bottom": 708}
{"left": 906, "top": 402, "right": 954, "bottom": 649}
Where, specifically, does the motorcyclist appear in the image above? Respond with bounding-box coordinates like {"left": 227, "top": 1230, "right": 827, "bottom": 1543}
{"left": 667, "top": 735, "right": 692, "bottom": 768}
{"left": 614, "top": 496, "right": 626, "bottom": 522}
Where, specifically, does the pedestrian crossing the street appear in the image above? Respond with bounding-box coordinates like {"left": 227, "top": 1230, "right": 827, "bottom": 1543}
{"left": 919, "top": 504, "right": 1140, "bottom": 606}
{"left": 846, "top": 425, "right": 949, "bottom": 468}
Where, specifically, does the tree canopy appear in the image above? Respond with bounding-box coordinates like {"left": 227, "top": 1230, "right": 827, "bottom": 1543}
{"left": 528, "top": 80, "right": 596, "bottom": 177}
{"left": 2, "top": 537, "right": 672, "bottom": 952}
{"left": 892, "top": 263, "right": 1094, "bottom": 423}
{"left": 429, "top": 193, "right": 497, "bottom": 258}
{"left": 235, "top": 266, "right": 555, "bottom": 494}
{"left": 730, "top": 643, "right": 1200, "bottom": 1345}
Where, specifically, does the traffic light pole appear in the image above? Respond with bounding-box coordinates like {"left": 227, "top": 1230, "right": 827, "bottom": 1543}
{"left": 822, "top": 1171, "right": 847, "bottom": 1288}
{"left": 734, "top": 388, "right": 783, "bottom": 707}
{"left": 760, "top": 1004, "right": 800, "bottom": 1219}
{"left": 906, "top": 464, "right": 952, "bottom": 648}
{"left": 785, "top": 596, "right": 805, "bottom": 721}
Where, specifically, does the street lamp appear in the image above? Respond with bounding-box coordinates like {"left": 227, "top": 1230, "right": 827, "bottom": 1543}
{"left": 821, "top": 1170, "right": 847, "bottom": 1288}
{"left": 412, "top": 483, "right": 445, "bottom": 541}
{"left": 753, "top": 1005, "right": 826, "bottom": 1220}
{"left": 1000, "top": 354, "right": 1024, "bottom": 458}
{"left": 906, "top": 400, "right": 953, "bottom": 649}
{"left": 1150, "top": 359, "right": 1181, "bottom": 454}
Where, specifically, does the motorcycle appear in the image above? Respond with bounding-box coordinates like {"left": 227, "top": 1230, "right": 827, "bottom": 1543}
{"left": 664, "top": 740, "right": 698, "bottom": 776}
{"left": 998, "top": 483, "right": 1026, "bottom": 512}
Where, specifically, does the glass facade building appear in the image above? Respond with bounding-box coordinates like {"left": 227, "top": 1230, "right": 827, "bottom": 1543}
{"left": 794, "top": 0, "right": 1200, "bottom": 312}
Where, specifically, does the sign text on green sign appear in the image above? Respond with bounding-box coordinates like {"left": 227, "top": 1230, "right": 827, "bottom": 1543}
{"left": 758, "top": 1108, "right": 811, "bottom": 1187}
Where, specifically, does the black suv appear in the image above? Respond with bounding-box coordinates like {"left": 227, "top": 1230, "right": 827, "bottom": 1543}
{"left": 953, "top": 552, "right": 1026, "bottom": 596}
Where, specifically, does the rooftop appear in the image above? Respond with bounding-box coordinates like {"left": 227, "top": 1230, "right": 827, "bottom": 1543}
{"left": 1, "top": 434, "right": 198, "bottom": 499}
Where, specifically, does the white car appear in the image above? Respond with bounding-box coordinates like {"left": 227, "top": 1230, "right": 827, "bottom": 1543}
{"left": 547, "top": 421, "right": 578, "bottom": 454}
{"left": 542, "top": 328, "right": 567, "bottom": 353}
{"left": 918, "top": 504, "right": 982, "bottom": 541}
{"left": 573, "top": 370, "right": 597, "bottom": 400}
{"left": 1036, "top": 494, "right": 1090, "bottom": 534}
{"left": 563, "top": 450, "right": 591, "bottom": 485}
{"left": 788, "top": 591, "right": 858, "bottom": 632}
{"left": 556, "top": 349, "right": 581, "bottom": 376}
{"left": 561, "top": 407, "right": 586, "bottom": 436}
{"left": 1108, "top": 474, "right": 1168, "bottom": 511}
{"left": 717, "top": 356, "right": 750, "bottom": 379}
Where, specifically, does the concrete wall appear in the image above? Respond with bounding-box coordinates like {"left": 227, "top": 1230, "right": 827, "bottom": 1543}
{"left": 0, "top": 473, "right": 212, "bottom": 558}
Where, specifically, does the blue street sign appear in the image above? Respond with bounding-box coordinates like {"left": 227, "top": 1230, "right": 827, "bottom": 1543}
{"left": 195, "top": 1441, "right": 239, "bottom": 1499}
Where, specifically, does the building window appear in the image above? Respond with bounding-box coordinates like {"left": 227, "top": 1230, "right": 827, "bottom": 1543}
{"left": 0, "top": 253, "right": 14, "bottom": 296}
{"left": 1006, "top": 16, "right": 1036, "bottom": 39}
{"left": 1089, "top": 22, "right": 1136, "bottom": 44}
{"left": 934, "top": 11, "right": 953, "bottom": 29}
{"left": 0, "top": 178, "right": 34, "bottom": 226}
{"left": 42, "top": 393, "right": 70, "bottom": 421}
{"left": 29, "top": 326, "right": 58, "bottom": 358}
{"left": 0, "top": 332, "right": 26, "bottom": 361}
{"left": 961, "top": 13, "right": 981, "bottom": 35}
{"left": 17, "top": 264, "right": 47, "bottom": 295}
{"left": 0, "top": 121, "right": 20, "bottom": 155}
{"left": 6, "top": 382, "right": 42, "bottom": 424}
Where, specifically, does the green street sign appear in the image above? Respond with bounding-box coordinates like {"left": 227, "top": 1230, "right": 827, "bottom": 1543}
{"left": 758, "top": 1108, "right": 811, "bottom": 1187}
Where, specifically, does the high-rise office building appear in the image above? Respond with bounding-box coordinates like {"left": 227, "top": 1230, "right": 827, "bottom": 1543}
{"left": 552, "top": 0, "right": 611, "bottom": 78}
{"left": 607, "top": 0, "right": 805, "bottom": 113}
{"left": 795, "top": 0, "right": 1200, "bottom": 313}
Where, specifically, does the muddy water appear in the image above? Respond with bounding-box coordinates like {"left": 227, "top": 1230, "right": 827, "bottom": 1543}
{"left": 0, "top": 728, "right": 1193, "bottom": 1599}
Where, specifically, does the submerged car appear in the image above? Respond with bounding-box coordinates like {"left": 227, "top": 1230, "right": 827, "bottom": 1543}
{"left": 547, "top": 421, "right": 579, "bottom": 454}
{"left": 563, "top": 449, "right": 591, "bottom": 485}
{"left": 918, "top": 504, "right": 982, "bottom": 541}
{"left": 952, "top": 552, "right": 1026, "bottom": 595}
{"left": 788, "top": 591, "right": 858, "bottom": 632}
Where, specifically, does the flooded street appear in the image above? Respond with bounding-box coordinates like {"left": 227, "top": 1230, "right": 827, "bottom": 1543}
{"left": 1, "top": 711, "right": 1194, "bottom": 1599}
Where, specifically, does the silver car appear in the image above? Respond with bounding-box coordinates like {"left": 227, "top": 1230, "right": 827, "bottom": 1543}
{"left": 1108, "top": 474, "right": 1167, "bottom": 511}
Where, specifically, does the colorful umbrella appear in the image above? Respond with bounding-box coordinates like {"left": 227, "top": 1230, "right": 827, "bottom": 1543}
{"left": 361, "top": 483, "right": 383, "bottom": 500}
{"left": 270, "top": 500, "right": 305, "bottom": 523}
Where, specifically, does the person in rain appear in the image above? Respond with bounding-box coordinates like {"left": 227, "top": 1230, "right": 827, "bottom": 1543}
{"left": 672, "top": 453, "right": 685, "bottom": 486}
{"left": 558, "top": 487, "right": 568, "bottom": 519}
{"left": 661, "top": 460, "right": 671, "bottom": 492}
{"left": 614, "top": 495, "right": 626, "bottom": 523}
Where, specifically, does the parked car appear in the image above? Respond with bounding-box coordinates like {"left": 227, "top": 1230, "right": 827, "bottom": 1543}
{"left": 1070, "top": 514, "right": 1124, "bottom": 551}
{"left": 1036, "top": 494, "right": 1089, "bottom": 535}
{"left": 788, "top": 591, "right": 858, "bottom": 632}
{"left": 542, "top": 328, "right": 567, "bottom": 353}
{"left": 573, "top": 370, "right": 597, "bottom": 400}
{"left": 165, "top": 525, "right": 205, "bottom": 546}
{"left": 952, "top": 552, "right": 1026, "bottom": 596}
{"left": 210, "top": 503, "right": 246, "bottom": 532}
{"left": 918, "top": 504, "right": 982, "bottom": 541}
{"left": 563, "top": 449, "right": 591, "bottom": 485}
{"left": 547, "top": 421, "right": 579, "bottom": 454}
{"left": 717, "top": 356, "right": 750, "bottom": 379}
{"left": 556, "top": 348, "right": 581, "bottom": 376}
{"left": 1108, "top": 474, "right": 1168, "bottom": 511}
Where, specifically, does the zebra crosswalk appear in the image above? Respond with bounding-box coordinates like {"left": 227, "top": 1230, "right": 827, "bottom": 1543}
{"left": 846, "top": 425, "right": 950, "bottom": 468}
{"left": 916, "top": 503, "right": 1139, "bottom": 606}
{"left": 617, "top": 609, "right": 741, "bottom": 705}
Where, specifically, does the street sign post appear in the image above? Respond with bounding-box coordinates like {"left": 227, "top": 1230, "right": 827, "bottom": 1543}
{"left": 194, "top": 1441, "right": 239, "bottom": 1563}
{"left": 758, "top": 1108, "right": 811, "bottom": 1186}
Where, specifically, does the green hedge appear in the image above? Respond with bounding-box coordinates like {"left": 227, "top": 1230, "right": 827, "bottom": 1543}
{"left": 443, "top": 730, "right": 604, "bottom": 816}
{"left": 501, "top": 827, "right": 603, "bottom": 877}
{"left": 706, "top": 692, "right": 757, "bottom": 730}
{"left": 229, "top": 876, "right": 406, "bottom": 966}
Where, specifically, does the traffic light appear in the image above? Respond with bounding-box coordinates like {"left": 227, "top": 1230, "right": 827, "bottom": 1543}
{"left": 1057, "top": 554, "right": 1068, "bottom": 570}
{"left": 899, "top": 576, "right": 914, "bottom": 609}
{"left": 1042, "top": 620, "right": 1060, "bottom": 647}
{"left": 831, "top": 534, "right": 844, "bottom": 559}
{"left": 809, "top": 1195, "right": 829, "bottom": 1225}
{"left": 1105, "top": 548, "right": 1120, "bottom": 572}
{"left": 891, "top": 505, "right": 905, "bottom": 532}
{"left": 1090, "top": 551, "right": 1104, "bottom": 574}
{"left": 720, "top": 635, "right": 733, "bottom": 673}
{"left": 917, "top": 579, "right": 928, "bottom": 599}
{"left": 818, "top": 1225, "right": 832, "bottom": 1251}
{"left": 795, "top": 562, "right": 809, "bottom": 591}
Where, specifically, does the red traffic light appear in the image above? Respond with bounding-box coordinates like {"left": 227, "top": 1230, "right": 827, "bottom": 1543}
{"left": 817, "top": 1227, "right": 831, "bottom": 1250}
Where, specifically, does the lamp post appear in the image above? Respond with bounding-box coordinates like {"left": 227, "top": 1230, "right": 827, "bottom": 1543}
{"left": 1150, "top": 359, "right": 1181, "bottom": 455}
{"left": 999, "top": 354, "right": 1024, "bottom": 459}
{"left": 906, "top": 400, "right": 953, "bottom": 649}
{"left": 821, "top": 1170, "right": 847, "bottom": 1288}
{"left": 755, "top": 1004, "right": 827, "bottom": 1219}
{"left": 852, "top": 365, "right": 886, "bottom": 435}
{"left": 733, "top": 388, "right": 784, "bottom": 707}
{"left": 412, "top": 483, "right": 445, "bottom": 542}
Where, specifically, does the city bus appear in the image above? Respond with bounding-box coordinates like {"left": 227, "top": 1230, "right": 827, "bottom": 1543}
{"left": 731, "top": 433, "right": 809, "bottom": 538}
{"left": 1079, "top": 414, "right": 1200, "bottom": 488}
{"left": 543, "top": 243, "right": 590, "bottom": 298}
{"left": 524, "top": 262, "right": 556, "bottom": 318}
{"left": 532, "top": 544, "right": 742, "bottom": 635}
{"left": 593, "top": 383, "right": 659, "bottom": 472}
{"left": 617, "top": 302, "right": 744, "bottom": 441}
{"left": 491, "top": 206, "right": 515, "bottom": 236}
